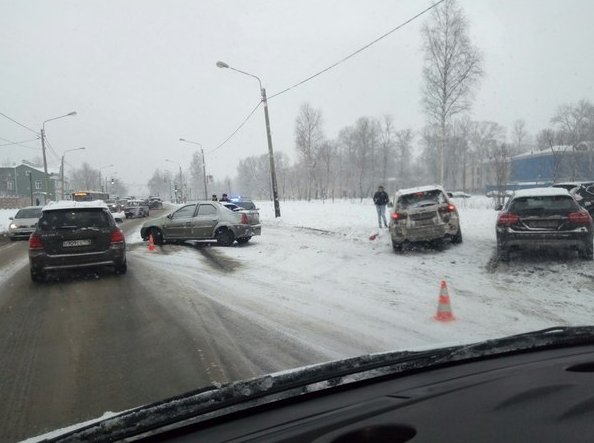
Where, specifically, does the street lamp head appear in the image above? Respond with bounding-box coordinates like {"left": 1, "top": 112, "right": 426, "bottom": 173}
{"left": 67, "top": 111, "right": 77, "bottom": 116}
{"left": 216, "top": 61, "right": 229, "bottom": 69}
{"left": 179, "top": 138, "right": 186, "bottom": 142}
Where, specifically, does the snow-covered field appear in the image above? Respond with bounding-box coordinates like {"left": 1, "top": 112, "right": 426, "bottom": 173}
{"left": 125, "top": 196, "right": 594, "bottom": 359}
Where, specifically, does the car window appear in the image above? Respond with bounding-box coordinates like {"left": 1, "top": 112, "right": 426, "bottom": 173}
{"left": 398, "top": 190, "right": 445, "bottom": 209}
{"left": 197, "top": 204, "right": 217, "bottom": 216}
{"left": 171, "top": 204, "right": 197, "bottom": 219}
{"left": 234, "top": 201, "right": 256, "bottom": 210}
{"left": 509, "top": 196, "right": 579, "bottom": 214}
{"left": 15, "top": 208, "right": 42, "bottom": 218}
{"left": 38, "top": 209, "right": 112, "bottom": 231}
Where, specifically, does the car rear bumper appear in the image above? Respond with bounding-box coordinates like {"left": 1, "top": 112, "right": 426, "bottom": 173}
{"left": 235, "top": 224, "right": 261, "bottom": 238}
{"left": 390, "top": 223, "right": 457, "bottom": 242}
{"left": 29, "top": 248, "right": 126, "bottom": 271}
{"left": 497, "top": 228, "right": 592, "bottom": 249}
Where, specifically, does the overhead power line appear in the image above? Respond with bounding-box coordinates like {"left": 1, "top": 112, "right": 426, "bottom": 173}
{"left": 268, "top": 0, "right": 446, "bottom": 100}
{"left": 0, "top": 136, "right": 40, "bottom": 149}
{"left": 0, "top": 112, "right": 39, "bottom": 135}
{"left": 208, "top": 101, "right": 262, "bottom": 155}
{"left": 210, "top": 0, "right": 445, "bottom": 154}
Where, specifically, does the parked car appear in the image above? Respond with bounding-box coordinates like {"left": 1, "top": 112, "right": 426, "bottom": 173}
{"left": 7, "top": 206, "right": 43, "bottom": 240}
{"left": 389, "top": 185, "right": 462, "bottom": 252}
{"left": 124, "top": 199, "right": 150, "bottom": 218}
{"left": 229, "top": 198, "right": 257, "bottom": 210}
{"left": 553, "top": 181, "right": 594, "bottom": 217}
{"left": 28, "top": 200, "right": 127, "bottom": 282}
{"left": 148, "top": 197, "right": 163, "bottom": 209}
{"left": 496, "top": 187, "right": 593, "bottom": 261}
{"left": 140, "top": 201, "right": 261, "bottom": 246}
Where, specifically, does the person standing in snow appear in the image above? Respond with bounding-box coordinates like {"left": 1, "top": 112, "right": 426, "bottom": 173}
{"left": 373, "top": 185, "right": 389, "bottom": 228}
{"left": 211, "top": 194, "right": 218, "bottom": 201}
{"left": 219, "top": 193, "right": 230, "bottom": 202}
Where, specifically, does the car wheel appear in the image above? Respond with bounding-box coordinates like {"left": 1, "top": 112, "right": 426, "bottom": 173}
{"left": 236, "top": 237, "right": 251, "bottom": 244}
{"left": 115, "top": 260, "right": 128, "bottom": 274}
{"left": 579, "top": 247, "right": 593, "bottom": 260}
{"left": 30, "top": 269, "right": 45, "bottom": 283}
{"left": 451, "top": 228, "right": 463, "bottom": 244}
{"left": 216, "top": 229, "right": 235, "bottom": 246}
{"left": 150, "top": 228, "right": 164, "bottom": 245}
{"left": 392, "top": 240, "right": 403, "bottom": 253}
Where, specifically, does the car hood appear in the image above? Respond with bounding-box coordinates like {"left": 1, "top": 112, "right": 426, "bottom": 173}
{"left": 10, "top": 217, "right": 39, "bottom": 227}
{"left": 30, "top": 326, "right": 594, "bottom": 442}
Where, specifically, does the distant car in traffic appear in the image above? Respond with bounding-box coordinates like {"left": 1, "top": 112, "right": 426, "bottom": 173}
{"left": 124, "top": 199, "right": 150, "bottom": 218}
{"left": 28, "top": 200, "right": 127, "bottom": 282}
{"left": 148, "top": 197, "right": 163, "bottom": 209}
{"left": 140, "top": 200, "right": 261, "bottom": 246}
{"left": 389, "top": 185, "right": 462, "bottom": 252}
{"left": 8, "top": 206, "right": 43, "bottom": 240}
{"left": 496, "top": 187, "right": 593, "bottom": 261}
{"left": 229, "top": 198, "right": 258, "bottom": 210}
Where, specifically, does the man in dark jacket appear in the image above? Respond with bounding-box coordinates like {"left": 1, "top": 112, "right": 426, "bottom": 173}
{"left": 373, "top": 185, "right": 389, "bottom": 228}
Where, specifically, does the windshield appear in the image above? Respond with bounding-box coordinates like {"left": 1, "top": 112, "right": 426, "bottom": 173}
{"left": 1, "top": 0, "right": 594, "bottom": 441}
{"left": 38, "top": 209, "right": 112, "bottom": 231}
{"left": 14, "top": 207, "right": 42, "bottom": 219}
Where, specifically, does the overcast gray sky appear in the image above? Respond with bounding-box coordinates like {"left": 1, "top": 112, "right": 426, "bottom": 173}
{"left": 2, "top": 0, "right": 593, "bottom": 196}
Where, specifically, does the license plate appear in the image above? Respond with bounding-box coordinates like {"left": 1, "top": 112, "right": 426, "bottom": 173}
{"left": 529, "top": 221, "right": 559, "bottom": 229}
{"left": 63, "top": 239, "right": 92, "bottom": 247}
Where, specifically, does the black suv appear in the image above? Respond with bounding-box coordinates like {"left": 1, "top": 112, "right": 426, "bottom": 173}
{"left": 28, "top": 201, "right": 127, "bottom": 282}
{"left": 496, "top": 188, "right": 593, "bottom": 261}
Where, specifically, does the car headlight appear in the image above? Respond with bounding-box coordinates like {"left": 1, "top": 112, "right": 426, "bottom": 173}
{"left": 9, "top": 223, "right": 17, "bottom": 230}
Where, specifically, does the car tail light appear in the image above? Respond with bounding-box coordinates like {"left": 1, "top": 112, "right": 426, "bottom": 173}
{"left": 391, "top": 212, "right": 407, "bottom": 220}
{"left": 29, "top": 233, "right": 43, "bottom": 250}
{"left": 497, "top": 212, "right": 520, "bottom": 226}
{"left": 240, "top": 213, "right": 249, "bottom": 224}
{"left": 439, "top": 204, "right": 456, "bottom": 213}
{"left": 568, "top": 211, "right": 592, "bottom": 225}
{"left": 111, "top": 229, "right": 125, "bottom": 244}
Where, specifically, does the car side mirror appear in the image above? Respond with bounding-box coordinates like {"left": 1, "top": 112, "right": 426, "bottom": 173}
{"left": 114, "top": 217, "right": 123, "bottom": 224}
{"left": 8, "top": 216, "right": 13, "bottom": 220}
{"left": 494, "top": 204, "right": 503, "bottom": 211}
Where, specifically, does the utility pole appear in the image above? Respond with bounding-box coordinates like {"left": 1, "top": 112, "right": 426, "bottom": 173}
{"left": 261, "top": 87, "right": 281, "bottom": 217}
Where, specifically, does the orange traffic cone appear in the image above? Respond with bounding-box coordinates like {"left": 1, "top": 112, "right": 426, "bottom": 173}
{"left": 148, "top": 234, "right": 155, "bottom": 252}
{"left": 435, "top": 280, "right": 455, "bottom": 321}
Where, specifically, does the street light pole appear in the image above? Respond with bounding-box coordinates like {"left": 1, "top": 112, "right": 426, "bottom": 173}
{"left": 98, "top": 164, "right": 114, "bottom": 193}
{"left": 60, "top": 147, "right": 86, "bottom": 199}
{"left": 179, "top": 138, "right": 208, "bottom": 199}
{"left": 41, "top": 111, "right": 77, "bottom": 201}
{"left": 216, "top": 61, "right": 281, "bottom": 217}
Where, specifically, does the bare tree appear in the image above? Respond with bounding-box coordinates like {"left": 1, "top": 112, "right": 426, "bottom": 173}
{"left": 295, "top": 103, "right": 325, "bottom": 200}
{"left": 551, "top": 99, "right": 594, "bottom": 146}
{"left": 395, "top": 128, "right": 414, "bottom": 186}
{"left": 378, "top": 115, "right": 396, "bottom": 185}
{"left": 488, "top": 142, "right": 511, "bottom": 207}
{"left": 421, "top": 0, "right": 483, "bottom": 185}
{"left": 511, "top": 119, "right": 530, "bottom": 155}
{"left": 70, "top": 162, "right": 100, "bottom": 191}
